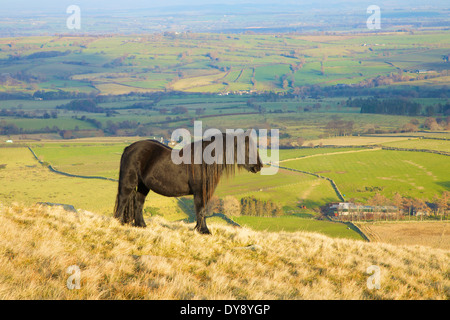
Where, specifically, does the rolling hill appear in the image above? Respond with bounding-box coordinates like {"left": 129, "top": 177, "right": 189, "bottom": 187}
{"left": 0, "top": 203, "right": 448, "bottom": 299}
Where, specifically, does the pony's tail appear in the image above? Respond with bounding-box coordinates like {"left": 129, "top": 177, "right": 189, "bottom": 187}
{"left": 114, "top": 189, "right": 137, "bottom": 225}
{"left": 114, "top": 146, "right": 138, "bottom": 225}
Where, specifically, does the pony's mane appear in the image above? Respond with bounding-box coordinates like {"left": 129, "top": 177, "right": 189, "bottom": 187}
{"left": 186, "top": 132, "right": 252, "bottom": 204}
{"left": 148, "top": 139, "right": 173, "bottom": 151}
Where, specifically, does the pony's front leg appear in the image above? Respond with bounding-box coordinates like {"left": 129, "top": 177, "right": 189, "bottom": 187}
{"left": 134, "top": 181, "right": 149, "bottom": 228}
{"left": 193, "top": 194, "right": 211, "bottom": 235}
{"left": 134, "top": 191, "right": 147, "bottom": 227}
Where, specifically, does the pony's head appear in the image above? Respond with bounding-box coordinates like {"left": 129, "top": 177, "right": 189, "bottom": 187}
{"left": 228, "top": 129, "right": 263, "bottom": 174}
{"left": 245, "top": 152, "right": 263, "bottom": 173}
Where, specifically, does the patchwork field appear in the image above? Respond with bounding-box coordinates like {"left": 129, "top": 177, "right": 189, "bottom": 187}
{"left": 1, "top": 31, "right": 449, "bottom": 95}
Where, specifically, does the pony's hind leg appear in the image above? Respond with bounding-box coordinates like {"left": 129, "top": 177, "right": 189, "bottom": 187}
{"left": 193, "top": 194, "right": 211, "bottom": 234}
{"left": 114, "top": 157, "right": 138, "bottom": 225}
{"left": 114, "top": 183, "right": 137, "bottom": 225}
{"left": 134, "top": 180, "right": 149, "bottom": 227}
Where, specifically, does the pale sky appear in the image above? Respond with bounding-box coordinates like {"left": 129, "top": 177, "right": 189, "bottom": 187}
{"left": 1, "top": 0, "right": 448, "bottom": 14}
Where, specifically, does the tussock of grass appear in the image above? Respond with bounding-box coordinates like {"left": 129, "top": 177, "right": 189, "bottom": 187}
{"left": 0, "top": 203, "right": 448, "bottom": 299}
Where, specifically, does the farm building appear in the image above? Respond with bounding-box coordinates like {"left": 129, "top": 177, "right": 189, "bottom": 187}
{"left": 326, "top": 202, "right": 398, "bottom": 217}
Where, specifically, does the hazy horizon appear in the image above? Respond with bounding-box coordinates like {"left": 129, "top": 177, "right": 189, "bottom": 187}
{"left": 2, "top": 0, "right": 449, "bottom": 14}
{"left": 0, "top": 0, "right": 448, "bottom": 35}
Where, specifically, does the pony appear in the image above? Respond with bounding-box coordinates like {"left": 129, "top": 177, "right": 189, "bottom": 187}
{"left": 114, "top": 130, "right": 263, "bottom": 234}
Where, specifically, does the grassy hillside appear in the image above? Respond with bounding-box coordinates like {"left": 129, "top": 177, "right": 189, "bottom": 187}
{"left": 0, "top": 203, "right": 448, "bottom": 299}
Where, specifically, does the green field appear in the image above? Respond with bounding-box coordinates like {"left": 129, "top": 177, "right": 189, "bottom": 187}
{"left": 215, "top": 169, "right": 340, "bottom": 210}
{"left": 32, "top": 143, "right": 128, "bottom": 179}
{"left": 233, "top": 216, "right": 364, "bottom": 240}
{"left": 0, "top": 147, "right": 183, "bottom": 219}
{"left": 382, "top": 138, "right": 450, "bottom": 153}
{"left": 278, "top": 147, "right": 368, "bottom": 161}
{"left": 282, "top": 149, "right": 450, "bottom": 202}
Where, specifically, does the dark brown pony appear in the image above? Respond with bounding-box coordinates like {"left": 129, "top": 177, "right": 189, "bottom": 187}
{"left": 114, "top": 131, "right": 263, "bottom": 234}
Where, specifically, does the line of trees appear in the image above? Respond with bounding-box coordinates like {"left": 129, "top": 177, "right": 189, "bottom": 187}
{"left": 0, "top": 90, "right": 97, "bottom": 101}
{"left": 371, "top": 192, "right": 449, "bottom": 218}
{"left": 340, "top": 191, "right": 450, "bottom": 221}
{"left": 324, "top": 116, "right": 354, "bottom": 137}
{"left": 206, "top": 196, "right": 241, "bottom": 217}
{"left": 0, "top": 108, "right": 58, "bottom": 119}
{"left": 56, "top": 99, "right": 106, "bottom": 113}
{"left": 73, "top": 116, "right": 102, "bottom": 129}
{"left": 240, "top": 196, "right": 283, "bottom": 217}
{"left": 351, "top": 97, "right": 423, "bottom": 116}
{"left": 204, "top": 196, "right": 283, "bottom": 217}
{"left": 0, "top": 120, "right": 60, "bottom": 135}
{"left": 351, "top": 96, "right": 450, "bottom": 117}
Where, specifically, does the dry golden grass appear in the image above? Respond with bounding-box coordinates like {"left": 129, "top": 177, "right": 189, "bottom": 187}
{"left": 0, "top": 203, "right": 448, "bottom": 300}
{"left": 356, "top": 222, "right": 450, "bottom": 250}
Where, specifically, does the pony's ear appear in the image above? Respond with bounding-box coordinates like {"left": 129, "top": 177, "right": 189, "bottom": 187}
{"left": 245, "top": 128, "right": 255, "bottom": 136}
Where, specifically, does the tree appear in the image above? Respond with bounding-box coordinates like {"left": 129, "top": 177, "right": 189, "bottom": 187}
{"left": 239, "top": 196, "right": 281, "bottom": 217}
{"left": 223, "top": 196, "right": 241, "bottom": 217}
{"left": 0, "top": 121, "right": 19, "bottom": 135}
{"left": 241, "top": 198, "right": 249, "bottom": 216}
{"left": 195, "top": 108, "right": 205, "bottom": 116}
{"left": 412, "top": 198, "right": 429, "bottom": 219}
{"left": 402, "top": 122, "right": 419, "bottom": 132}
{"left": 423, "top": 117, "right": 440, "bottom": 131}
{"left": 368, "top": 193, "right": 387, "bottom": 207}
{"left": 433, "top": 191, "right": 449, "bottom": 219}
{"left": 391, "top": 192, "right": 405, "bottom": 220}
{"left": 296, "top": 137, "right": 305, "bottom": 147}
{"left": 392, "top": 193, "right": 404, "bottom": 214}
{"left": 205, "top": 196, "right": 222, "bottom": 216}
{"left": 171, "top": 106, "right": 188, "bottom": 115}
{"left": 248, "top": 200, "right": 256, "bottom": 216}
{"left": 425, "top": 106, "right": 435, "bottom": 117}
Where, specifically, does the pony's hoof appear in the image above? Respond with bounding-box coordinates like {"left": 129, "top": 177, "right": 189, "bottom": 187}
{"left": 135, "top": 223, "right": 147, "bottom": 228}
{"left": 195, "top": 226, "right": 211, "bottom": 235}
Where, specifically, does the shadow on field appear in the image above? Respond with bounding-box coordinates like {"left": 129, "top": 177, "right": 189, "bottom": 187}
{"left": 176, "top": 198, "right": 240, "bottom": 227}
{"left": 300, "top": 197, "right": 339, "bottom": 211}
{"left": 436, "top": 181, "right": 450, "bottom": 189}
{"left": 176, "top": 197, "right": 195, "bottom": 223}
